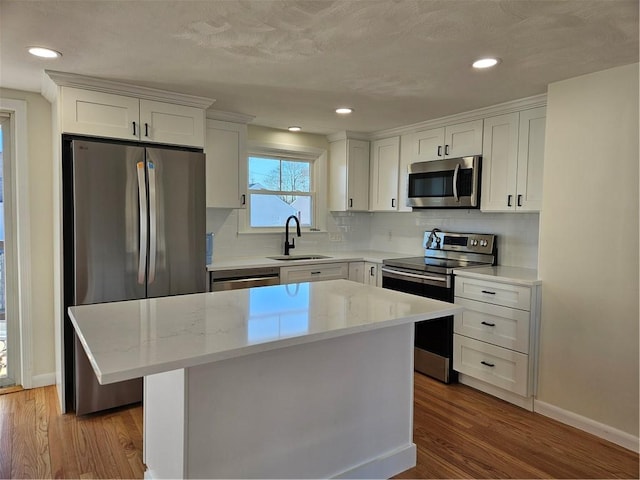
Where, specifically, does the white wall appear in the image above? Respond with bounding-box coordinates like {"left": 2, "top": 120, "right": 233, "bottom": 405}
{"left": 0, "top": 88, "right": 55, "bottom": 383}
{"left": 537, "top": 64, "right": 639, "bottom": 438}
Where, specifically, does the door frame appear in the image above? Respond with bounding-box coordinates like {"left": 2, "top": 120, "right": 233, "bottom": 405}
{"left": 0, "top": 98, "right": 33, "bottom": 388}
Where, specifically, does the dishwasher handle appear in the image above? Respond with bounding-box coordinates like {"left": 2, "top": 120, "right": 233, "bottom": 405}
{"left": 211, "top": 275, "right": 280, "bottom": 292}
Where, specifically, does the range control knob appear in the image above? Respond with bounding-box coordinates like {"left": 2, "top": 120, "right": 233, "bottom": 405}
{"left": 480, "top": 240, "right": 488, "bottom": 247}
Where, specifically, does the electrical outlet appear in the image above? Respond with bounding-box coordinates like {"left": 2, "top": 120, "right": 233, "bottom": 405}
{"left": 328, "top": 232, "right": 342, "bottom": 242}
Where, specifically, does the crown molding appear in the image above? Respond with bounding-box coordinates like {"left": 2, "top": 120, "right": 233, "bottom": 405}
{"left": 368, "top": 93, "right": 547, "bottom": 140}
{"left": 326, "top": 130, "right": 370, "bottom": 142}
{"left": 206, "top": 109, "right": 255, "bottom": 124}
{"left": 45, "top": 70, "right": 215, "bottom": 109}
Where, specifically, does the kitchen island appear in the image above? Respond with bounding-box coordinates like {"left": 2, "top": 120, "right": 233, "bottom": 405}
{"left": 69, "top": 279, "right": 462, "bottom": 479}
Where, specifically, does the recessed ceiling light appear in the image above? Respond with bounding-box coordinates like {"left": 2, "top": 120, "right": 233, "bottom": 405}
{"left": 28, "top": 46, "right": 62, "bottom": 58}
{"left": 472, "top": 58, "right": 500, "bottom": 69}
{"left": 288, "top": 126, "right": 302, "bottom": 132}
{"left": 335, "top": 108, "right": 353, "bottom": 114}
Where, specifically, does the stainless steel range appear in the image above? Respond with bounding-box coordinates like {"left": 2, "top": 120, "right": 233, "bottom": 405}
{"left": 382, "top": 230, "right": 497, "bottom": 383}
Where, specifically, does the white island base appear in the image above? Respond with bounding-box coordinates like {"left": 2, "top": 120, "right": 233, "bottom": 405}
{"left": 144, "top": 324, "right": 416, "bottom": 479}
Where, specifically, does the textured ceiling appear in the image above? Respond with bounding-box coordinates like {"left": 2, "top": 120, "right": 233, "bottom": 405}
{"left": 0, "top": 0, "right": 638, "bottom": 135}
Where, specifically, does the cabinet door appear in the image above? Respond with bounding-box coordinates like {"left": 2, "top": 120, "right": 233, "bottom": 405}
{"left": 481, "top": 113, "right": 519, "bottom": 211}
{"left": 61, "top": 87, "right": 140, "bottom": 140}
{"left": 346, "top": 139, "right": 370, "bottom": 211}
{"left": 369, "top": 136, "right": 400, "bottom": 211}
{"left": 414, "top": 127, "right": 445, "bottom": 162}
{"left": 205, "top": 119, "right": 247, "bottom": 208}
{"left": 445, "top": 120, "right": 483, "bottom": 158}
{"left": 348, "top": 262, "right": 365, "bottom": 283}
{"left": 139, "top": 100, "right": 205, "bottom": 148}
{"left": 364, "top": 262, "right": 382, "bottom": 287}
{"left": 516, "top": 107, "right": 546, "bottom": 212}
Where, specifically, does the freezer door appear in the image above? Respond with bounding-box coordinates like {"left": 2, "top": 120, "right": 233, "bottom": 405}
{"left": 72, "top": 140, "right": 146, "bottom": 304}
{"left": 145, "top": 147, "right": 207, "bottom": 297}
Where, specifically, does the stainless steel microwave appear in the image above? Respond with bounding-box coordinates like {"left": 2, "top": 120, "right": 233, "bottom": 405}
{"left": 407, "top": 156, "right": 481, "bottom": 208}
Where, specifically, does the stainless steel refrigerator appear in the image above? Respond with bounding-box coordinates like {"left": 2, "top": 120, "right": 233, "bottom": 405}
{"left": 62, "top": 136, "right": 206, "bottom": 415}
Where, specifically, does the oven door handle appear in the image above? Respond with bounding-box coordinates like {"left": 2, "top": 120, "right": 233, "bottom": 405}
{"left": 381, "top": 267, "right": 448, "bottom": 284}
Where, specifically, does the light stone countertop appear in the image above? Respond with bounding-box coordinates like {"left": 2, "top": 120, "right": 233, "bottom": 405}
{"left": 206, "top": 250, "right": 409, "bottom": 271}
{"left": 69, "top": 279, "right": 462, "bottom": 385}
{"left": 453, "top": 265, "right": 541, "bottom": 286}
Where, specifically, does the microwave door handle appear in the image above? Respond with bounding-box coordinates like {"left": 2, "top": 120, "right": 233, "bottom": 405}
{"left": 452, "top": 163, "right": 460, "bottom": 202}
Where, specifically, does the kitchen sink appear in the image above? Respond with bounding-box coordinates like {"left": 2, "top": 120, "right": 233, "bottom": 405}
{"left": 267, "top": 254, "right": 331, "bottom": 261}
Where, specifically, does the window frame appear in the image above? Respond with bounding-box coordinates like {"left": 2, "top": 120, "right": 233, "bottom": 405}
{"left": 239, "top": 142, "right": 327, "bottom": 234}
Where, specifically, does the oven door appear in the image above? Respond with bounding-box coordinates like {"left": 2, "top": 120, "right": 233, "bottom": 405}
{"left": 381, "top": 266, "right": 457, "bottom": 383}
{"left": 407, "top": 156, "right": 480, "bottom": 208}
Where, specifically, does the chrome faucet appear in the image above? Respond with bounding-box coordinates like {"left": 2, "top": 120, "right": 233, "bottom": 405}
{"left": 284, "top": 215, "right": 301, "bottom": 255}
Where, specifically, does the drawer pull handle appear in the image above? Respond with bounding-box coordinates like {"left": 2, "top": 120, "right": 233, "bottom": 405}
{"left": 481, "top": 290, "right": 496, "bottom": 295}
{"left": 481, "top": 321, "right": 496, "bottom": 327}
{"left": 481, "top": 361, "right": 495, "bottom": 367}
{"left": 311, "top": 271, "right": 322, "bottom": 275}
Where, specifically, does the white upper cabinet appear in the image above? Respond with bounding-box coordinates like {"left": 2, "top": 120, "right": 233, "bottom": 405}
{"left": 139, "top": 100, "right": 205, "bottom": 147}
{"left": 329, "top": 138, "right": 370, "bottom": 211}
{"left": 414, "top": 120, "right": 483, "bottom": 162}
{"left": 205, "top": 119, "right": 248, "bottom": 209}
{"left": 60, "top": 86, "right": 205, "bottom": 147}
{"left": 481, "top": 107, "right": 546, "bottom": 212}
{"left": 369, "top": 136, "right": 400, "bottom": 211}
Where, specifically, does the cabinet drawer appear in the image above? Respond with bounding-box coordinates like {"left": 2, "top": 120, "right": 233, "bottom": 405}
{"left": 280, "top": 263, "right": 349, "bottom": 284}
{"left": 454, "top": 297, "right": 530, "bottom": 353}
{"left": 455, "top": 276, "right": 531, "bottom": 310}
{"left": 453, "top": 334, "right": 529, "bottom": 396}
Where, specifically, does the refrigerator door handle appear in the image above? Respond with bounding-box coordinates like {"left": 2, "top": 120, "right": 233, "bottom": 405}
{"left": 147, "top": 161, "right": 158, "bottom": 284}
{"left": 136, "top": 161, "right": 148, "bottom": 285}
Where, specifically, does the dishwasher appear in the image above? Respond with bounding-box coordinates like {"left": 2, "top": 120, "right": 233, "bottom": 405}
{"left": 210, "top": 266, "right": 280, "bottom": 291}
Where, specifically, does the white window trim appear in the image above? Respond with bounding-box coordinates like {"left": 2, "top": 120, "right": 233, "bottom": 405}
{"left": 0, "top": 98, "right": 32, "bottom": 388}
{"left": 239, "top": 141, "right": 327, "bottom": 234}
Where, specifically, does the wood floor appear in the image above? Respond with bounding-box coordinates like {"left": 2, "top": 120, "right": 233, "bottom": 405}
{"left": 0, "top": 375, "right": 637, "bottom": 479}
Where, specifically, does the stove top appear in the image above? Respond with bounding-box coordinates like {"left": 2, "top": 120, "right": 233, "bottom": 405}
{"left": 383, "top": 256, "right": 492, "bottom": 275}
{"left": 383, "top": 230, "right": 497, "bottom": 275}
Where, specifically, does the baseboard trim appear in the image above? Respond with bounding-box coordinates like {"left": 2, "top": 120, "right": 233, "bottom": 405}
{"left": 333, "top": 443, "right": 417, "bottom": 479}
{"left": 31, "top": 372, "right": 56, "bottom": 388}
{"left": 534, "top": 399, "right": 640, "bottom": 453}
{"left": 459, "top": 373, "right": 534, "bottom": 411}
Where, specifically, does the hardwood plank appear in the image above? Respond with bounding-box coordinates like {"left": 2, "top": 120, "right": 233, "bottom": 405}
{"left": 0, "top": 386, "right": 14, "bottom": 478}
{"left": 33, "top": 388, "right": 52, "bottom": 478}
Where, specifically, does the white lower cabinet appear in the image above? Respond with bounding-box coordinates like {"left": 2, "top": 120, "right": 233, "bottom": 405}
{"left": 453, "top": 335, "right": 529, "bottom": 397}
{"left": 453, "top": 271, "right": 541, "bottom": 410}
{"left": 280, "top": 263, "right": 349, "bottom": 284}
{"left": 364, "top": 262, "right": 382, "bottom": 287}
{"left": 347, "top": 261, "right": 382, "bottom": 286}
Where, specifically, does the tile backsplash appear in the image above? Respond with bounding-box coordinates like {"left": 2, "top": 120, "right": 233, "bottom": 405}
{"left": 207, "top": 208, "right": 540, "bottom": 269}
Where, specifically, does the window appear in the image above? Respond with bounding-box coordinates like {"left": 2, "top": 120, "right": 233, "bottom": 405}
{"left": 248, "top": 155, "right": 313, "bottom": 228}
{"left": 240, "top": 142, "right": 327, "bottom": 234}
